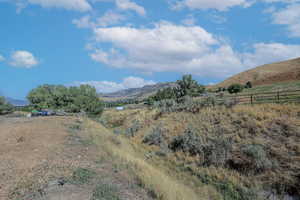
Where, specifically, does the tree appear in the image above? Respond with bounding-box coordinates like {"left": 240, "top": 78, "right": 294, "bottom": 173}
{"left": 227, "top": 84, "right": 244, "bottom": 94}
{"left": 175, "top": 75, "right": 205, "bottom": 98}
{"left": 0, "top": 96, "right": 14, "bottom": 115}
{"left": 27, "top": 84, "right": 103, "bottom": 116}
{"left": 245, "top": 81, "right": 253, "bottom": 89}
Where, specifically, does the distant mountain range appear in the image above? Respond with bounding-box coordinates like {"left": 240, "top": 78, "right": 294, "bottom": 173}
{"left": 6, "top": 97, "right": 28, "bottom": 106}
{"left": 99, "top": 82, "right": 177, "bottom": 101}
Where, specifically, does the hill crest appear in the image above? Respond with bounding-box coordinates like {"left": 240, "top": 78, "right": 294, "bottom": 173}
{"left": 216, "top": 57, "right": 300, "bottom": 88}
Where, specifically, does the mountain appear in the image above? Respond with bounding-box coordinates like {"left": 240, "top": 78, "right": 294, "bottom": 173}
{"left": 6, "top": 97, "right": 28, "bottom": 106}
{"left": 216, "top": 57, "right": 300, "bottom": 88}
{"left": 99, "top": 82, "right": 177, "bottom": 101}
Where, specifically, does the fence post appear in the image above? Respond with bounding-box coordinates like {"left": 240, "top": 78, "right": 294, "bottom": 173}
{"left": 277, "top": 91, "right": 280, "bottom": 103}
{"left": 250, "top": 94, "right": 253, "bottom": 105}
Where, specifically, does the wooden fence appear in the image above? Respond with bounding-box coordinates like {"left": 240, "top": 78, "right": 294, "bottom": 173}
{"left": 214, "top": 90, "right": 300, "bottom": 105}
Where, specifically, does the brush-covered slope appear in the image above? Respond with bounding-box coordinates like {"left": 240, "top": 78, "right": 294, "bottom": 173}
{"left": 100, "top": 104, "right": 300, "bottom": 200}
{"left": 217, "top": 57, "right": 300, "bottom": 88}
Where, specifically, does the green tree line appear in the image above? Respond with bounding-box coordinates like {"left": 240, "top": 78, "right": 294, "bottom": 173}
{"left": 27, "top": 84, "right": 103, "bottom": 116}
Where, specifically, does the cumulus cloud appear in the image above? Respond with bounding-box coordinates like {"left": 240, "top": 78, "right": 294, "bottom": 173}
{"left": 271, "top": 4, "right": 300, "bottom": 37}
{"left": 73, "top": 11, "right": 126, "bottom": 29}
{"left": 9, "top": 51, "right": 39, "bottom": 68}
{"left": 88, "top": 22, "right": 300, "bottom": 79}
{"left": 75, "top": 76, "right": 156, "bottom": 93}
{"left": 115, "top": 0, "right": 146, "bottom": 16}
{"left": 242, "top": 43, "right": 300, "bottom": 66}
{"left": 27, "top": 0, "right": 92, "bottom": 12}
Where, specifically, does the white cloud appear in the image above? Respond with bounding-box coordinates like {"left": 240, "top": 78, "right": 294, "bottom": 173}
{"left": 89, "top": 22, "right": 300, "bottom": 79}
{"left": 73, "top": 15, "right": 93, "bottom": 28}
{"left": 97, "top": 10, "right": 126, "bottom": 26}
{"left": 115, "top": 0, "right": 146, "bottom": 16}
{"left": 271, "top": 4, "right": 300, "bottom": 37}
{"left": 0, "top": 54, "right": 5, "bottom": 62}
{"left": 173, "top": 0, "right": 251, "bottom": 11}
{"left": 76, "top": 76, "right": 156, "bottom": 93}
{"left": 242, "top": 43, "right": 300, "bottom": 67}
{"left": 73, "top": 11, "right": 126, "bottom": 29}
{"left": 9, "top": 50, "right": 39, "bottom": 68}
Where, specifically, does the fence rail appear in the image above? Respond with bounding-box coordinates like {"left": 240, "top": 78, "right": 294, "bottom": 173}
{"left": 215, "top": 90, "right": 300, "bottom": 105}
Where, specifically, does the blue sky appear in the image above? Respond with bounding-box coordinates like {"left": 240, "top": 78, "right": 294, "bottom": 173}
{"left": 0, "top": 0, "right": 300, "bottom": 99}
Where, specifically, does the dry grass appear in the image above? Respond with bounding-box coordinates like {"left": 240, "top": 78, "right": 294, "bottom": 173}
{"left": 85, "top": 119, "right": 218, "bottom": 200}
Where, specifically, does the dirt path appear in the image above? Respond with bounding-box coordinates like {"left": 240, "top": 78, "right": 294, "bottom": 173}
{"left": 0, "top": 116, "right": 151, "bottom": 200}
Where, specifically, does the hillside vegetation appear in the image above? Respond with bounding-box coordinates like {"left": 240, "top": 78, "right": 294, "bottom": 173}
{"left": 99, "top": 104, "right": 300, "bottom": 200}
{"left": 216, "top": 57, "right": 300, "bottom": 88}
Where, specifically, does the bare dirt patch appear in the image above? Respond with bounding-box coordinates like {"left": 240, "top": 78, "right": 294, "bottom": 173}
{"left": 0, "top": 116, "right": 151, "bottom": 200}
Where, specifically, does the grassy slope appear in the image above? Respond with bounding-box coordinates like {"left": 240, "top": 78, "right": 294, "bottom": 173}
{"left": 215, "top": 57, "right": 300, "bottom": 88}
{"left": 99, "top": 104, "right": 300, "bottom": 199}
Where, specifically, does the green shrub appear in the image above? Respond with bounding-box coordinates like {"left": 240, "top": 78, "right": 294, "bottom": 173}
{"left": 227, "top": 84, "right": 244, "bottom": 94}
{"left": 245, "top": 81, "right": 252, "bottom": 89}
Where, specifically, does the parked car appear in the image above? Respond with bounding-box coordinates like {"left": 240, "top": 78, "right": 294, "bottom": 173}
{"left": 31, "top": 109, "right": 56, "bottom": 117}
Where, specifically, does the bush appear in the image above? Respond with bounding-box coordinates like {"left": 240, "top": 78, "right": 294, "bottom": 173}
{"left": 0, "top": 96, "right": 14, "bottom": 115}
{"left": 202, "top": 137, "right": 233, "bottom": 167}
{"left": 169, "top": 128, "right": 233, "bottom": 167}
{"left": 154, "top": 99, "right": 177, "bottom": 113}
{"left": 245, "top": 81, "right": 252, "bottom": 89}
{"left": 241, "top": 144, "right": 274, "bottom": 173}
{"left": 227, "top": 84, "right": 244, "bottom": 94}
{"left": 143, "top": 125, "right": 166, "bottom": 146}
{"left": 169, "top": 127, "right": 204, "bottom": 156}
